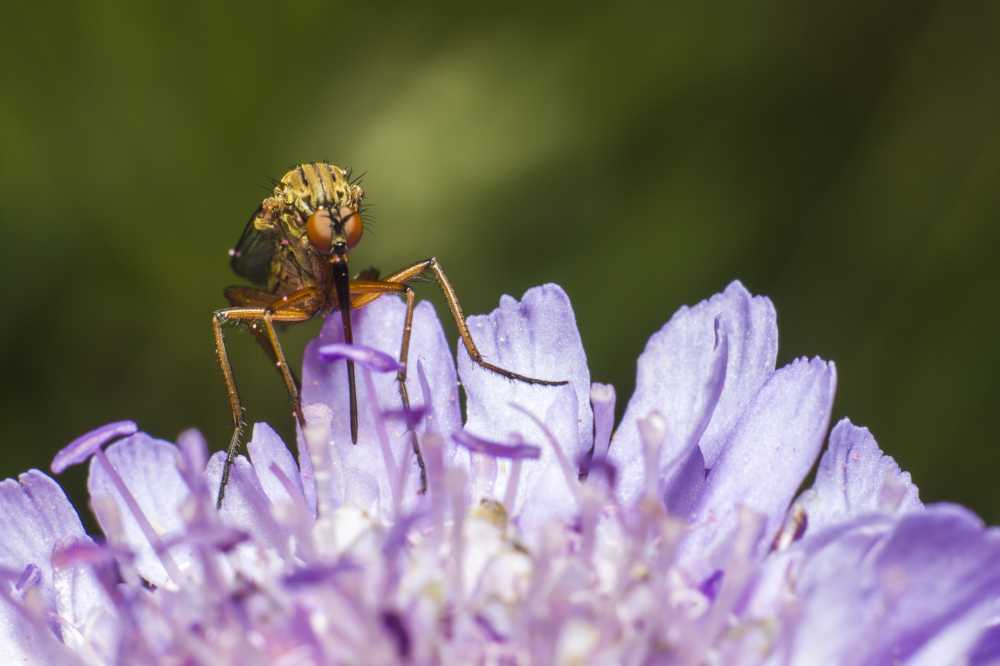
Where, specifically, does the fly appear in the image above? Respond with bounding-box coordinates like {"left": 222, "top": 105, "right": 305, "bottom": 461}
{"left": 213, "top": 162, "right": 566, "bottom": 507}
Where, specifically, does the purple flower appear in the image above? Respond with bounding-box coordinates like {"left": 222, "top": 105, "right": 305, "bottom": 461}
{"left": 2, "top": 281, "right": 997, "bottom": 665}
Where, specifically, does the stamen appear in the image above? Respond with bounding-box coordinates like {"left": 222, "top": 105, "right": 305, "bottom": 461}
{"left": 510, "top": 402, "right": 581, "bottom": 507}
{"left": 50, "top": 420, "right": 137, "bottom": 474}
{"left": 380, "top": 405, "right": 429, "bottom": 429}
{"left": 15, "top": 564, "right": 41, "bottom": 593}
{"left": 770, "top": 504, "right": 808, "bottom": 552}
{"left": 318, "top": 343, "right": 401, "bottom": 373}
{"left": 379, "top": 609, "right": 411, "bottom": 660}
{"left": 52, "top": 541, "right": 133, "bottom": 569}
{"left": 502, "top": 435, "right": 528, "bottom": 512}
{"left": 580, "top": 454, "right": 618, "bottom": 490}
{"left": 590, "top": 383, "right": 616, "bottom": 460}
{"left": 416, "top": 361, "right": 436, "bottom": 433}
{"left": 452, "top": 431, "right": 541, "bottom": 460}
{"left": 361, "top": 367, "right": 399, "bottom": 495}
{"left": 302, "top": 404, "right": 335, "bottom": 519}
{"left": 637, "top": 412, "right": 667, "bottom": 499}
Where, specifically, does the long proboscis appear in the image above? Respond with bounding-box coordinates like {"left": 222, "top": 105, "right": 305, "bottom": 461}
{"left": 332, "top": 258, "right": 359, "bottom": 444}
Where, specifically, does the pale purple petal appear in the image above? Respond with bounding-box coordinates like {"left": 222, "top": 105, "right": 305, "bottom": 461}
{"left": 0, "top": 470, "right": 109, "bottom": 633}
{"left": 662, "top": 445, "right": 706, "bottom": 519}
{"left": 610, "top": 281, "right": 777, "bottom": 506}
{"left": 970, "top": 624, "right": 1000, "bottom": 666}
{"left": 683, "top": 357, "right": 836, "bottom": 572}
{"left": 0, "top": 599, "right": 77, "bottom": 664}
{"left": 51, "top": 420, "right": 137, "bottom": 474}
{"left": 512, "top": 385, "right": 583, "bottom": 537}
{"left": 247, "top": 422, "right": 307, "bottom": 511}
{"left": 457, "top": 284, "right": 592, "bottom": 516}
{"left": 302, "top": 296, "right": 461, "bottom": 509}
{"left": 697, "top": 281, "right": 778, "bottom": 467}
{"left": 610, "top": 282, "right": 777, "bottom": 505}
{"left": 87, "top": 434, "right": 195, "bottom": 587}
{"left": 0, "top": 471, "right": 88, "bottom": 577}
{"left": 788, "top": 504, "right": 1000, "bottom": 665}
{"left": 205, "top": 452, "right": 288, "bottom": 578}
{"left": 796, "top": 418, "right": 922, "bottom": 535}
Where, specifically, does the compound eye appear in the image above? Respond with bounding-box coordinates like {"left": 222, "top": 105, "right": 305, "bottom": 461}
{"left": 306, "top": 209, "right": 333, "bottom": 252}
{"left": 341, "top": 208, "right": 364, "bottom": 249}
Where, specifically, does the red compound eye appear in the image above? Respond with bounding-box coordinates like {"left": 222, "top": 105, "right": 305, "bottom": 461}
{"left": 341, "top": 208, "right": 364, "bottom": 249}
{"left": 306, "top": 209, "right": 333, "bottom": 252}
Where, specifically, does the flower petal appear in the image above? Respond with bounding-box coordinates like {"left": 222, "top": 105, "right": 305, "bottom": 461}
{"left": 788, "top": 504, "right": 1000, "bottom": 665}
{"left": 796, "top": 418, "right": 922, "bottom": 536}
{"left": 697, "top": 281, "right": 778, "bottom": 467}
{"left": 609, "top": 281, "right": 776, "bottom": 505}
{"left": 246, "top": 422, "right": 306, "bottom": 511}
{"left": 302, "top": 296, "right": 461, "bottom": 510}
{"left": 87, "top": 433, "right": 195, "bottom": 587}
{"left": 0, "top": 470, "right": 109, "bottom": 636}
{"left": 683, "top": 357, "right": 836, "bottom": 571}
{"left": 457, "top": 284, "right": 591, "bottom": 514}
{"left": 513, "top": 385, "right": 584, "bottom": 536}
{"left": 205, "top": 452, "right": 287, "bottom": 580}
{"left": 969, "top": 623, "right": 1000, "bottom": 666}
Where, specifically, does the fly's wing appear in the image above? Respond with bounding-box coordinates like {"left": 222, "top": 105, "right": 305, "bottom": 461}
{"left": 229, "top": 206, "right": 276, "bottom": 286}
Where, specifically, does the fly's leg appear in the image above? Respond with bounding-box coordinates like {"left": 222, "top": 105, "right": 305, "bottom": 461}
{"left": 213, "top": 287, "right": 320, "bottom": 508}
{"left": 212, "top": 311, "right": 245, "bottom": 507}
{"left": 349, "top": 280, "right": 428, "bottom": 493}
{"left": 353, "top": 258, "right": 567, "bottom": 386}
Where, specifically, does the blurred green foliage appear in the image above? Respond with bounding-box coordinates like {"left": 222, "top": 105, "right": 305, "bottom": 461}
{"left": 1, "top": 1, "right": 997, "bottom": 521}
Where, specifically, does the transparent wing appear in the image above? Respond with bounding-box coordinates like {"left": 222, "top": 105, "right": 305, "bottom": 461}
{"left": 229, "top": 206, "right": 276, "bottom": 286}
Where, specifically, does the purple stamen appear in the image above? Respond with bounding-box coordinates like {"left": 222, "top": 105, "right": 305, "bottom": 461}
{"left": 361, "top": 366, "right": 399, "bottom": 493}
{"left": 318, "top": 343, "right": 401, "bottom": 372}
{"left": 416, "top": 361, "right": 436, "bottom": 433}
{"left": 452, "top": 431, "right": 541, "bottom": 460}
{"left": 698, "top": 569, "right": 724, "bottom": 601}
{"left": 282, "top": 560, "right": 358, "bottom": 588}
{"left": 510, "top": 402, "right": 580, "bottom": 504}
{"left": 590, "top": 383, "right": 616, "bottom": 460}
{"left": 52, "top": 541, "right": 133, "bottom": 569}
{"left": 381, "top": 405, "right": 429, "bottom": 428}
{"left": 156, "top": 524, "right": 250, "bottom": 555}
{"left": 15, "top": 564, "right": 41, "bottom": 593}
{"left": 51, "top": 420, "right": 137, "bottom": 474}
{"left": 581, "top": 454, "right": 618, "bottom": 489}
{"left": 379, "top": 609, "right": 411, "bottom": 659}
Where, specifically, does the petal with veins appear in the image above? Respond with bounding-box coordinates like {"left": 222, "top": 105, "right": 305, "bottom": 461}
{"left": 796, "top": 418, "right": 922, "bottom": 536}
{"left": 683, "top": 357, "right": 836, "bottom": 573}
{"left": 87, "top": 434, "right": 195, "bottom": 587}
{"left": 457, "top": 284, "right": 591, "bottom": 516}
{"left": 610, "top": 281, "right": 776, "bottom": 505}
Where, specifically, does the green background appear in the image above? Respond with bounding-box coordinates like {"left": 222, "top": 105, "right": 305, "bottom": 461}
{"left": 2, "top": 2, "right": 997, "bottom": 521}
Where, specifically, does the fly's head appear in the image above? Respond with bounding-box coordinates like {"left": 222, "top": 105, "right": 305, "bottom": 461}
{"left": 253, "top": 162, "right": 366, "bottom": 264}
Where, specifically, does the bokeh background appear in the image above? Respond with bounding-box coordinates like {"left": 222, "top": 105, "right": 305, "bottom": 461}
{"left": 2, "top": 2, "right": 998, "bottom": 522}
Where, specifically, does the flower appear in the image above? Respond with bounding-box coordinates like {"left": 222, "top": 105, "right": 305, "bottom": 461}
{"left": 2, "top": 281, "right": 998, "bottom": 665}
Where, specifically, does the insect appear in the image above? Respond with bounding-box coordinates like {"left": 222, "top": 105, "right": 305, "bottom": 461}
{"left": 213, "top": 162, "right": 566, "bottom": 507}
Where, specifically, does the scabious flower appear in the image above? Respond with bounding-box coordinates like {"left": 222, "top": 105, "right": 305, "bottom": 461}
{"left": 2, "top": 281, "right": 998, "bottom": 665}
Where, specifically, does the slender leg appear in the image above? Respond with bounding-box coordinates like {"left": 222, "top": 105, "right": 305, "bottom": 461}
{"left": 213, "top": 290, "right": 319, "bottom": 507}
{"left": 353, "top": 258, "right": 567, "bottom": 386}
{"left": 224, "top": 286, "right": 322, "bottom": 391}
{"left": 349, "top": 280, "right": 428, "bottom": 493}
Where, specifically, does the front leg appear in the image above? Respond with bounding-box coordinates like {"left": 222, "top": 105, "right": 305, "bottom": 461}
{"left": 354, "top": 258, "right": 567, "bottom": 386}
